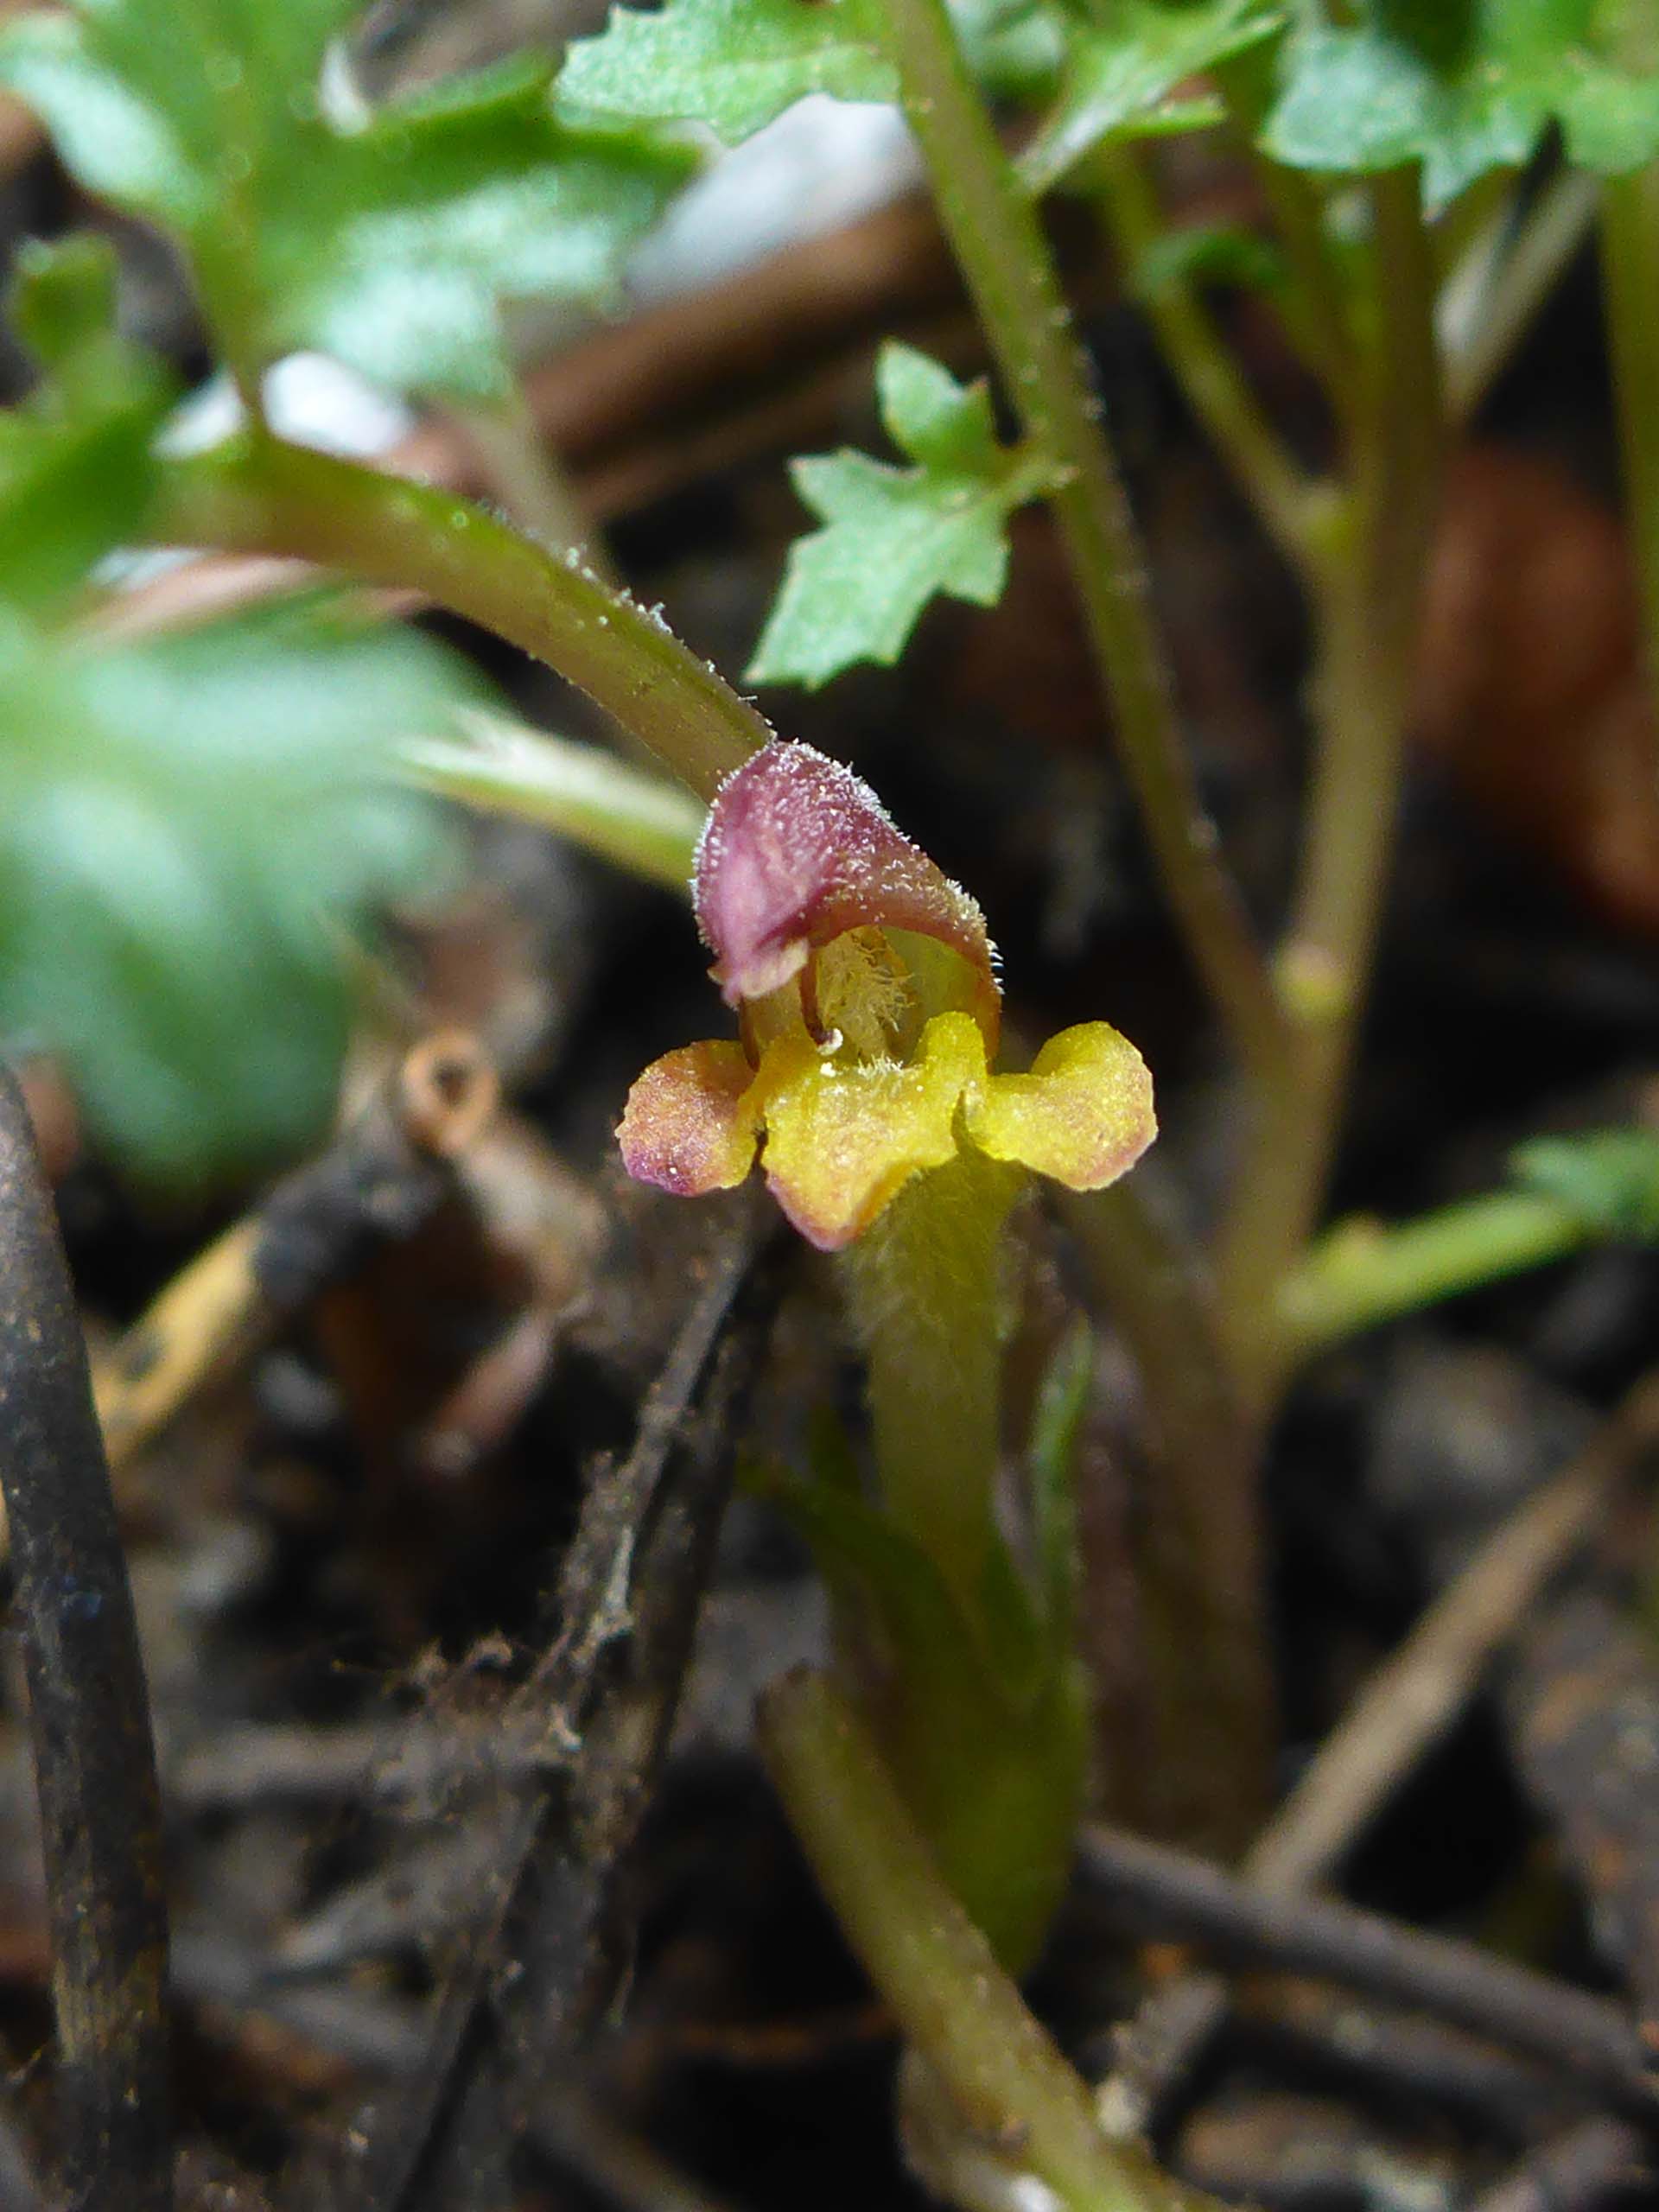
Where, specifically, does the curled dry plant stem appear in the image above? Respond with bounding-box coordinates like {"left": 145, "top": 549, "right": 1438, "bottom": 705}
{"left": 871, "top": 0, "right": 1287, "bottom": 1095}
{"left": 759, "top": 1669, "right": 1221, "bottom": 2212}
{"left": 0, "top": 1066, "right": 172, "bottom": 2212}
{"left": 152, "top": 433, "right": 769, "bottom": 803}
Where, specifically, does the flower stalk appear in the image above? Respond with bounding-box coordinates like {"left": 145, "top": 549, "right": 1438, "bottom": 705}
{"left": 759, "top": 1670, "right": 1224, "bottom": 2212}
{"left": 152, "top": 432, "right": 769, "bottom": 801}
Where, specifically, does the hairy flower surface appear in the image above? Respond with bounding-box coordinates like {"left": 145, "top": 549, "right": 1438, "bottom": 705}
{"left": 619, "top": 741, "right": 1154, "bottom": 1248}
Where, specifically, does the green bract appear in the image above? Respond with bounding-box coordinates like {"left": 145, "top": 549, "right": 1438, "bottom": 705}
{"left": 0, "top": 9, "right": 696, "bottom": 399}
{"left": 1265, "top": 0, "right": 1659, "bottom": 215}
{"left": 747, "top": 343, "right": 1055, "bottom": 689}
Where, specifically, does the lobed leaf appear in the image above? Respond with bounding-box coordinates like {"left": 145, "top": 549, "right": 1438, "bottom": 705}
{"left": 0, "top": 11, "right": 696, "bottom": 399}
{"left": 747, "top": 343, "right": 1054, "bottom": 689}
{"left": 0, "top": 598, "right": 480, "bottom": 1183}
{"left": 1021, "top": 0, "right": 1285, "bottom": 195}
{"left": 557, "top": 0, "right": 894, "bottom": 144}
{"left": 0, "top": 236, "right": 175, "bottom": 621}
{"left": 1510, "top": 1128, "right": 1659, "bottom": 1243}
{"left": 1264, "top": 0, "right": 1659, "bottom": 215}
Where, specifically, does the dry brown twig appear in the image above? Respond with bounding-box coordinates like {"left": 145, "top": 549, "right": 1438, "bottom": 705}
{"left": 1098, "top": 1369, "right": 1659, "bottom": 2136}
{"left": 86, "top": 1030, "right": 500, "bottom": 1484}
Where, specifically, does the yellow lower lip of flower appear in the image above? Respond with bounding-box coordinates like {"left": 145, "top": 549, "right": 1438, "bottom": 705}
{"left": 753, "top": 1013, "right": 985, "bottom": 1249}
{"left": 620, "top": 1007, "right": 1155, "bottom": 1252}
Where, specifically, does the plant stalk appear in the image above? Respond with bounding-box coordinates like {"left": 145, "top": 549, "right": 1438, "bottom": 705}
{"left": 836, "top": 1152, "right": 1015, "bottom": 1614}
{"left": 1217, "top": 170, "right": 1445, "bottom": 1408}
{"left": 152, "top": 435, "right": 769, "bottom": 802}
{"left": 874, "top": 0, "right": 1287, "bottom": 1090}
{"left": 759, "top": 1669, "right": 1223, "bottom": 2212}
{"left": 1060, "top": 1178, "right": 1273, "bottom": 1852}
{"left": 1096, "top": 145, "right": 1327, "bottom": 572}
{"left": 1278, "top": 1191, "right": 1592, "bottom": 1363}
{"left": 1602, "top": 160, "right": 1659, "bottom": 719}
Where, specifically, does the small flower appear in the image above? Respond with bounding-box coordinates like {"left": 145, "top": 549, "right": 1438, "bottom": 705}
{"left": 619, "top": 741, "right": 1154, "bottom": 1249}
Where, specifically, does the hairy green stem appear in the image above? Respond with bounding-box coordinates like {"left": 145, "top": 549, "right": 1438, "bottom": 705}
{"left": 836, "top": 1152, "right": 1015, "bottom": 1613}
{"left": 151, "top": 434, "right": 769, "bottom": 801}
{"left": 1217, "top": 170, "right": 1445, "bottom": 1406}
{"left": 1096, "top": 146, "right": 1328, "bottom": 572}
{"left": 759, "top": 1669, "right": 1221, "bottom": 2212}
{"left": 1602, "top": 161, "right": 1659, "bottom": 718}
{"left": 1279, "top": 1191, "right": 1592, "bottom": 1363}
{"left": 874, "top": 0, "right": 1287, "bottom": 1090}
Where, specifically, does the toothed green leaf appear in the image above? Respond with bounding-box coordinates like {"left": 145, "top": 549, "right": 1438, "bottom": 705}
{"left": 1022, "top": 0, "right": 1285, "bottom": 194}
{"left": 0, "top": 11, "right": 696, "bottom": 399}
{"left": 0, "top": 234, "right": 175, "bottom": 621}
{"left": 0, "top": 599, "right": 481, "bottom": 1183}
{"left": 747, "top": 343, "right": 1054, "bottom": 690}
{"left": 1264, "top": 1, "right": 1659, "bottom": 215}
{"left": 1511, "top": 1128, "right": 1659, "bottom": 1241}
{"left": 557, "top": 0, "right": 893, "bottom": 144}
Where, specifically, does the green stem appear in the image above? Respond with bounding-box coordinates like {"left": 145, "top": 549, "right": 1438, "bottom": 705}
{"left": 759, "top": 1669, "right": 1221, "bottom": 2212}
{"left": 403, "top": 710, "right": 705, "bottom": 893}
{"left": 151, "top": 434, "right": 770, "bottom": 802}
{"left": 1215, "top": 48, "right": 1359, "bottom": 423}
{"left": 1217, "top": 170, "right": 1445, "bottom": 1408}
{"left": 1278, "top": 1192, "right": 1591, "bottom": 1363}
{"left": 1059, "top": 1178, "right": 1273, "bottom": 1852}
{"left": 1602, "top": 160, "right": 1659, "bottom": 715}
{"left": 873, "top": 0, "right": 1287, "bottom": 1091}
{"left": 836, "top": 1152, "right": 1015, "bottom": 1613}
{"left": 1096, "top": 146, "right": 1330, "bottom": 574}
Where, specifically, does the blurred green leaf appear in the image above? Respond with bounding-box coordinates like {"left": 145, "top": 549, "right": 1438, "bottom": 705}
{"left": 1264, "top": 0, "right": 1659, "bottom": 216}
{"left": 1132, "top": 219, "right": 1287, "bottom": 301}
{"left": 747, "top": 342, "right": 1055, "bottom": 690}
{"left": 0, "top": 14, "right": 696, "bottom": 398}
{"left": 1510, "top": 1128, "right": 1659, "bottom": 1242}
{"left": 0, "top": 598, "right": 480, "bottom": 1182}
{"left": 1021, "top": 0, "right": 1285, "bottom": 196}
{"left": 0, "top": 235, "right": 175, "bottom": 620}
{"left": 558, "top": 0, "right": 893, "bottom": 144}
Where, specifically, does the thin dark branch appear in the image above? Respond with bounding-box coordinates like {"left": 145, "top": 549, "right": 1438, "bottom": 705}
{"left": 1077, "top": 1823, "right": 1659, "bottom": 2125}
{"left": 0, "top": 1067, "right": 172, "bottom": 2212}
{"left": 1469, "top": 2117, "right": 1654, "bottom": 2212}
{"left": 329, "top": 1198, "right": 779, "bottom": 2212}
